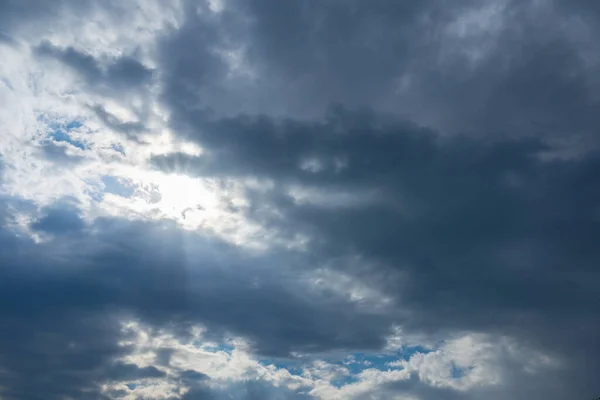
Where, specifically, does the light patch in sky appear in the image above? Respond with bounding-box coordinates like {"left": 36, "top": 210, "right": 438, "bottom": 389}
{"left": 45, "top": 119, "right": 88, "bottom": 150}
{"left": 113, "top": 320, "right": 474, "bottom": 399}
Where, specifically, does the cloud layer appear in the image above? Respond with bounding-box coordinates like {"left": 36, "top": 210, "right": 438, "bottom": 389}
{"left": 1, "top": 0, "right": 599, "bottom": 399}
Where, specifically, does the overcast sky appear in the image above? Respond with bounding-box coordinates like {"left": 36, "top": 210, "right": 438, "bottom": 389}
{"left": 1, "top": 0, "right": 599, "bottom": 399}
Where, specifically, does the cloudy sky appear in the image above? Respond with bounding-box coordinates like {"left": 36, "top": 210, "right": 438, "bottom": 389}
{"left": 1, "top": 0, "right": 599, "bottom": 399}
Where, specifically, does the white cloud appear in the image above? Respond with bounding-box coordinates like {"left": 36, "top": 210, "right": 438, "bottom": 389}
{"left": 0, "top": 3, "right": 283, "bottom": 250}
{"left": 104, "top": 320, "right": 560, "bottom": 400}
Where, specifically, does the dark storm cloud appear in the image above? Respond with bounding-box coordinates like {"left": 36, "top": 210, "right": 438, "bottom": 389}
{"left": 158, "top": 0, "right": 600, "bottom": 149}
{"left": 226, "top": 0, "right": 459, "bottom": 115}
{"left": 0, "top": 200, "right": 390, "bottom": 399}
{"left": 3, "top": 0, "right": 600, "bottom": 398}
{"left": 104, "top": 363, "right": 166, "bottom": 381}
{"left": 157, "top": 0, "right": 448, "bottom": 118}
{"left": 400, "top": 2, "right": 600, "bottom": 140}
{"left": 155, "top": 104, "right": 600, "bottom": 398}
{"left": 30, "top": 201, "right": 86, "bottom": 234}
{"left": 0, "top": 243, "right": 126, "bottom": 400}
{"left": 150, "top": 1, "right": 600, "bottom": 397}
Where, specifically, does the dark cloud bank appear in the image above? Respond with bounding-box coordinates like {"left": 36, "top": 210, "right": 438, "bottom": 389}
{"left": 2, "top": 0, "right": 600, "bottom": 399}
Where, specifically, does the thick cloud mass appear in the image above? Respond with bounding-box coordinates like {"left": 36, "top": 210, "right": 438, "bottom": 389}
{"left": 35, "top": 41, "right": 153, "bottom": 89}
{"left": 1, "top": 0, "right": 600, "bottom": 399}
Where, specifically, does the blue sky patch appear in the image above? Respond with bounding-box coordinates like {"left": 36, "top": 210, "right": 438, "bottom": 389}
{"left": 339, "top": 346, "right": 434, "bottom": 374}
{"left": 111, "top": 143, "right": 126, "bottom": 155}
{"left": 330, "top": 375, "right": 359, "bottom": 388}
{"left": 201, "top": 343, "right": 235, "bottom": 354}
{"left": 256, "top": 345, "right": 435, "bottom": 386}
{"left": 102, "top": 176, "right": 134, "bottom": 198}
{"left": 259, "top": 359, "right": 305, "bottom": 377}
{"left": 40, "top": 116, "right": 89, "bottom": 150}
{"left": 48, "top": 130, "right": 87, "bottom": 150}
{"left": 450, "top": 363, "right": 474, "bottom": 379}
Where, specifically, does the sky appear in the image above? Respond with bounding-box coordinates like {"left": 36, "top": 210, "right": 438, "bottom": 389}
{"left": 0, "top": 0, "right": 599, "bottom": 399}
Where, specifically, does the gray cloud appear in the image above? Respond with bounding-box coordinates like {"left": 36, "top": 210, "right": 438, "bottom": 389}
{"left": 151, "top": 0, "right": 600, "bottom": 392}
{"left": 182, "top": 381, "right": 312, "bottom": 400}
{"left": 91, "top": 105, "right": 148, "bottom": 143}
{"left": 103, "top": 363, "right": 166, "bottom": 381}
{"left": 154, "top": 104, "right": 600, "bottom": 397}
{"left": 0, "top": 202, "right": 390, "bottom": 398}
{"left": 30, "top": 202, "right": 86, "bottom": 235}
{"left": 3, "top": 0, "right": 600, "bottom": 398}
{"left": 34, "top": 41, "right": 153, "bottom": 90}
{"left": 0, "top": 31, "right": 18, "bottom": 47}
{"left": 157, "top": 0, "right": 600, "bottom": 149}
